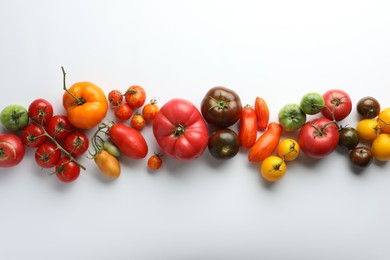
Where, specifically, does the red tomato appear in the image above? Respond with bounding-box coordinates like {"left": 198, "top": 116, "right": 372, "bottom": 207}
{"left": 108, "top": 90, "right": 123, "bottom": 107}
{"left": 28, "top": 98, "right": 54, "bottom": 125}
{"left": 147, "top": 153, "right": 163, "bottom": 171}
{"left": 108, "top": 123, "right": 148, "bottom": 159}
{"left": 248, "top": 122, "right": 283, "bottom": 162}
{"left": 55, "top": 157, "right": 80, "bottom": 183}
{"left": 114, "top": 103, "right": 132, "bottom": 121}
{"left": 153, "top": 98, "right": 209, "bottom": 161}
{"left": 35, "top": 142, "right": 61, "bottom": 168}
{"left": 255, "top": 96, "right": 270, "bottom": 131}
{"left": 64, "top": 131, "right": 89, "bottom": 157}
{"left": 321, "top": 89, "right": 352, "bottom": 121}
{"left": 0, "top": 133, "right": 25, "bottom": 167}
{"left": 46, "top": 115, "right": 73, "bottom": 141}
{"left": 131, "top": 113, "right": 146, "bottom": 131}
{"left": 21, "top": 124, "right": 48, "bottom": 148}
{"left": 239, "top": 105, "right": 257, "bottom": 148}
{"left": 125, "top": 85, "right": 146, "bottom": 109}
{"left": 142, "top": 99, "right": 159, "bottom": 121}
{"left": 298, "top": 117, "right": 339, "bottom": 158}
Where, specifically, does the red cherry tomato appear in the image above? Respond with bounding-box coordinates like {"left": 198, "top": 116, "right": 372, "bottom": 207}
{"left": 114, "top": 103, "right": 133, "bottom": 121}
{"left": 107, "top": 90, "right": 123, "bottom": 107}
{"left": 28, "top": 98, "right": 54, "bottom": 125}
{"left": 63, "top": 131, "right": 89, "bottom": 157}
{"left": 55, "top": 157, "right": 80, "bottom": 183}
{"left": 147, "top": 153, "right": 163, "bottom": 171}
{"left": 131, "top": 113, "right": 146, "bottom": 131}
{"left": 35, "top": 142, "right": 61, "bottom": 168}
{"left": 46, "top": 115, "right": 73, "bottom": 141}
{"left": 21, "top": 124, "right": 48, "bottom": 148}
{"left": 142, "top": 99, "right": 159, "bottom": 121}
{"left": 125, "top": 85, "right": 146, "bottom": 109}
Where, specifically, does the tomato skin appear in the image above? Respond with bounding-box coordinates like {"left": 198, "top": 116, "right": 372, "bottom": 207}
{"left": 277, "top": 138, "right": 300, "bottom": 161}
{"left": 248, "top": 122, "right": 283, "bottom": 162}
{"left": 255, "top": 96, "right": 269, "bottom": 131}
{"left": 63, "top": 81, "right": 108, "bottom": 129}
{"left": 114, "top": 103, "right": 133, "bottom": 121}
{"left": 356, "top": 119, "right": 380, "bottom": 141}
{"left": 46, "top": 115, "right": 73, "bottom": 141}
{"left": 0, "top": 134, "right": 25, "bottom": 167}
{"left": 371, "top": 133, "right": 390, "bottom": 161}
{"left": 94, "top": 150, "right": 121, "bottom": 180}
{"left": 321, "top": 89, "right": 352, "bottom": 121}
{"left": 153, "top": 98, "right": 209, "bottom": 161}
{"left": 298, "top": 117, "right": 339, "bottom": 159}
{"left": 339, "top": 127, "right": 359, "bottom": 150}
{"left": 35, "top": 142, "right": 61, "bottom": 168}
{"left": 239, "top": 106, "right": 257, "bottom": 149}
{"left": 125, "top": 85, "right": 146, "bottom": 109}
{"left": 21, "top": 124, "right": 48, "bottom": 148}
{"left": 28, "top": 98, "right": 54, "bottom": 125}
{"left": 55, "top": 157, "right": 80, "bottom": 183}
{"left": 63, "top": 131, "right": 89, "bottom": 157}
{"left": 109, "top": 123, "right": 148, "bottom": 159}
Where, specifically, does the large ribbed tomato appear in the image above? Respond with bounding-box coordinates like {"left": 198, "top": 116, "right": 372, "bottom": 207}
{"left": 153, "top": 98, "right": 208, "bottom": 161}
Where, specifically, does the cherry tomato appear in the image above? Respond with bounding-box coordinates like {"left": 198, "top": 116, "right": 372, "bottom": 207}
{"left": 248, "top": 122, "right": 283, "bottom": 162}
{"left": 208, "top": 129, "right": 239, "bottom": 160}
{"left": 35, "top": 142, "right": 61, "bottom": 168}
{"left": 94, "top": 150, "right": 121, "bottom": 180}
{"left": 64, "top": 131, "right": 89, "bottom": 157}
{"left": 108, "top": 90, "right": 123, "bottom": 107}
{"left": 260, "top": 156, "right": 287, "bottom": 182}
{"left": 142, "top": 99, "right": 159, "bottom": 121}
{"left": 321, "top": 89, "right": 352, "bottom": 121}
{"left": 28, "top": 98, "right": 54, "bottom": 125}
{"left": 339, "top": 127, "right": 359, "bottom": 150}
{"left": 277, "top": 138, "right": 300, "bottom": 161}
{"left": 255, "top": 96, "right": 270, "bottom": 131}
{"left": 356, "top": 119, "right": 380, "bottom": 142}
{"left": 356, "top": 96, "right": 381, "bottom": 119}
{"left": 377, "top": 107, "right": 390, "bottom": 134}
{"left": 238, "top": 105, "right": 257, "bottom": 149}
{"left": 46, "top": 115, "right": 73, "bottom": 141}
{"left": 371, "top": 133, "right": 390, "bottom": 161}
{"left": 0, "top": 133, "right": 25, "bottom": 167}
{"left": 349, "top": 146, "right": 373, "bottom": 168}
{"left": 21, "top": 124, "right": 48, "bottom": 148}
{"left": 131, "top": 113, "right": 146, "bottom": 131}
{"left": 147, "top": 153, "right": 163, "bottom": 171}
{"left": 114, "top": 103, "right": 133, "bottom": 121}
{"left": 55, "top": 157, "right": 80, "bottom": 183}
{"left": 125, "top": 85, "right": 146, "bottom": 109}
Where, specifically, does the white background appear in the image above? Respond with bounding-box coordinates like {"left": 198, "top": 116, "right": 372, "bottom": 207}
{"left": 1, "top": 0, "right": 390, "bottom": 259}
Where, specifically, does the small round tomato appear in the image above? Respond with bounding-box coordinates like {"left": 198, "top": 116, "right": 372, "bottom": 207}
{"left": 349, "top": 146, "right": 373, "bottom": 168}
{"left": 147, "top": 153, "right": 163, "bottom": 171}
{"left": 55, "top": 157, "right": 80, "bottom": 183}
{"left": 356, "top": 96, "right": 381, "bottom": 119}
{"left": 208, "top": 128, "right": 239, "bottom": 160}
{"left": 114, "top": 103, "right": 132, "bottom": 121}
{"left": 0, "top": 104, "right": 29, "bottom": 132}
{"left": 339, "top": 127, "right": 359, "bottom": 150}
{"left": 35, "top": 142, "right": 61, "bottom": 168}
{"left": 131, "top": 113, "right": 145, "bottom": 131}
{"left": 21, "top": 124, "right": 48, "bottom": 148}
{"left": 46, "top": 115, "right": 73, "bottom": 141}
{"left": 278, "top": 103, "right": 306, "bottom": 131}
{"left": 108, "top": 90, "right": 123, "bottom": 107}
{"left": 356, "top": 119, "right": 380, "bottom": 142}
{"left": 300, "top": 92, "right": 325, "bottom": 115}
{"left": 28, "top": 98, "right": 54, "bottom": 125}
{"left": 371, "top": 133, "right": 390, "bottom": 161}
{"left": 321, "top": 89, "right": 352, "bottom": 121}
{"left": 64, "top": 131, "right": 89, "bottom": 157}
{"left": 377, "top": 107, "right": 390, "bottom": 134}
{"left": 0, "top": 133, "right": 25, "bottom": 167}
{"left": 260, "top": 156, "right": 286, "bottom": 182}
{"left": 142, "top": 99, "right": 159, "bottom": 121}
{"left": 277, "top": 138, "right": 300, "bottom": 161}
{"left": 125, "top": 85, "right": 146, "bottom": 109}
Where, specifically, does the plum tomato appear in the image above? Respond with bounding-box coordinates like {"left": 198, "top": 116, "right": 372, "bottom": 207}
{"left": 208, "top": 128, "right": 239, "bottom": 160}
{"left": 255, "top": 96, "right": 269, "bottom": 131}
{"left": 238, "top": 105, "right": 257, "bottom": 149}
{"left": 114, "top": 103, "right": 132, "bottom": 121}
{"left": 64, "top": 131, "right": 89, "bottom": 157}
{"left": 349, "top": 146, "right": 373, "bottom": 168}
{"left": 35, "top": 142, "right": 61, "bottom": 168}
{"left": 147, "top": 153, "right": 163, "bottom": 171}
{"left": 278, "top": 104, "right": 306, "bottom": 131}
{"left": 21, "top": 124, "right": 48, "bottom": 148}
{"left": 125, "top": 85, "right": 146, "bottom": 109}
{"left": 377, "top": 107, "right": 390, "bottom": 134}
{"left": 339, "top": 127, "right": 359, "bottom": 150}
{"left": 108, "top": 90, "right": 123, "bottom": 107}
{"left": 46, "top": 115, "right": 73, "bottom": 141}
{"left": 0, "top": 104, "right": 29, "bottom": 132}
{"left": 102, "top": 141, "right": 121, "bottom": 158}
{"left": 142, "top": 99, "right": 159, "bottom": 121}
{"left": 55, "top": 157, "right": 80, "bottom": 183}
{"left": 277, "top": 138, "right": 300, "bottom": 161}
{"left": 300, "top": 92, "right": 325, "bottom": 115}
{"left": 356, "top": 96, "right": 380, "bottom": 119}
{"left": 28, "top": 98, "right": 54, "bottom": 125}
{"left": 321, "top": 89, "right": 352, "bottom": 121}
{"left": 0, "top": 133, "right": 25, "bottom": 167}
{"left": 94, "top": 150, "right": 121, "bottom": 180}
{"left": 356, "top": 119, "right": 380, "bottom": 141}
{"left": 260, "top": 156, "right": 286, "bottom": 182}
{"left": 371, "top": 133, "right": 390, "bottom": 161}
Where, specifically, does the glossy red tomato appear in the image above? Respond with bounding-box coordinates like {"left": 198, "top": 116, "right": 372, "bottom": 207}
{"left": 107, "top": 90, "right": 123, "bottom": 107}
{"left": 321, "top": 89, "right": 352, "bottom": 121}
{"left": 63, "top": 131, "right": 89, "bottom": 157}
{"left": 21, "top": 124, "right": 48, "bottom": 148}
{"left": 0, "top": 133, "right": 25, "bottom": 167}
{"left": 28, "top": 98, "right": 54, "bottom": 125}
{"left": 298, "top": 117, "right": 339, "bottom": 158}
{"left": 153, "top": 98, "right": 209, "bottom": 161}
{"left": 46, "top": 115, "right": 73, "bottom": 141}
{"left": 55, "top": 157, "right": 80, "bottom": 183}
{"left": 35, "top": 142, "right": 61, "bottom": 168}
{"left": 114, "top": 103, "right": 132, "bottom": 121}
{"left": 239, "top": 105, "right": 257, "bottom": 149}
{"left": 125, "top": 85, "right": 146, "bottom": 109}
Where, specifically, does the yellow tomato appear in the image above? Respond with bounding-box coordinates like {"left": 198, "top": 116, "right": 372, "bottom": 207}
{"left": 94, "top": 150, "right": 121, "bottom": 179}
{"left": 277, "top": 138, "right": 300, "bottom": 161}
{"left": 260, "top": 156, "right": 286, "bottom": 182}
{"left": 371, "top": 134, "right": 390, "bottom": 161}
{"left": 378, "top": 107, "right": 390, "bottom": 134}
{"left": 356, "top": 119, "right": 381, "bottom": 141}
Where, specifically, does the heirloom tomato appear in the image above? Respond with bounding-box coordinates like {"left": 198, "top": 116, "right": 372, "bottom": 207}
{"left": 356, "top": 96, "right": 380, "bottom": 119}
{"left": 238, "top": 105, "right": 257, "bottom": 149}
{"left": 125, "top": 85, "right": 146, "bottom": 109}
{"left": 1, "top": 104, "right": 29, "bottom": 132}
{"left": 108, "top": 90, "right": 123, "bottom": 107}
{"left": 114, "top": 103, "right": 132, "bottom": 121}
{"left": 349, "top": 146, "right": 373, "bottom": 168}
{"left": 142, "top": 99, "right": 159, "bottom": 121}
{"left": 94, "top": 150, "right": 121, "bottom": 180}
{"left": 377, "top": 107, "right": 390, "bottom": 134}
{"left": 356, "top": 119, "right": 380, "bottom": 141}
{"left": 255, "top": 96, "right": 269, "bottom": 131}
{"left": 371, "top": 133, "right": 390, "bottom": 161}
{"left": 28, "top": 98, "right": 54, "bottom": 125}
{"left": 147, "top": 153, "right": 163, "bottom": 171}
{"left": 278, "top": 103, "right": 306, "bottom": 131}
{"left": 208, "top": 128, "right": 239, "bottom": 160}
{"left": 300, "top": 92, "right": 324, "bottom": 115}
{"left": 338, "top": 127, "right": 359, "bottom": 150}
{"left": 153, "top": 98, "right": 208, "bottom": 161}
{"left": 321, "top": 89, "right": 352, "bottom": 121}
{"left": 131, "top": 113, "right": 146, "bottom": 131}
{"left": 277, "top": 138, "right": 300, "bottom": 161}
{"left": 260, "top": 156, "right": 286, "bottom": 182}
{"left": 248, "top": 122, "right": 283, "bottom": 162}
{"left": 0, "top": 133, "right": 25, "bottom": 167}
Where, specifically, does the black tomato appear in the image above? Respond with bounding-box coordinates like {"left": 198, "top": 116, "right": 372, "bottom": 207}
{"left": 201, "top": 86, "right": 242, "bottom": 128}
{"left": 208, "top": 129, "right": 239, "bottom": 160}
{"left": 356, "top": 96, "right": 381, "bottom": 119}
{"left": 339, "top": 127, "right": 359, "bottom": 150}
{"left": 349, "top": 146, "right": 373, "bottom": 168}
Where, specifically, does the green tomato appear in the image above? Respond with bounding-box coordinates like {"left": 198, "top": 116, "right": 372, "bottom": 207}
{"left": 300, "top": 92, "right": 325, "bottom": 115}
{"left": 1, "top": 105, "right": 29, "bottom": 132}
{"left": 278, "top": 103, "right": 306, "bottom": 131}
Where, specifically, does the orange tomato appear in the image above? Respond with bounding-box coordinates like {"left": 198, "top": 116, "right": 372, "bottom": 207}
{"left": 378, "top": 107, "right": 390, "bottom": 134}
{"left": 94, "top": 150, "right": 121, "bottom": 180}
{"left": 248, "top": 122, "right": 283, "bottom": 162}
{"left": 238, "top": 105, "right": 257, "bottom": 149}
{"left": 255, "top": 96, "right": 270, "bottom": 131}
{"left": 371, "top": 133, "right": 390, "bottom": 161}
{"left": 277, "top": 138, "right": 300, "bottom": 161}
{"left": 356, "top": 119, "right": 380, "bottom": 141}
{"left": 260, "top": 156, "right": 286, "bottom": 182}
{"left": 142, "top": 99, "right": 159, "bottom": 121}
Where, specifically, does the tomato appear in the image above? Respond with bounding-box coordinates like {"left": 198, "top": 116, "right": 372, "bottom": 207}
{"left": 55, "top": 157, "right": 80, "bottom": 183}
{"left": 35, "top": 142, "right": 61, "bottom": 168}
{"left": 371, "top": 133, "right": 390, "bottom": 161}
{"left": 46, "top": 115, "right": 73, "bottom": 141}
{"left": 153, "top": 98, "right": 209, "bottom": 161}
{"left": 238, "top": 105, "right": 257, "bottom": 149}
{"left": 103, "top": 141, "right": 121, "bottom": 158}
{"left": 208, "top": 128, "right": 239, "bottom": 160}
{"left": 356, "top": 96, "right": 380, "bottom": 119}
{"left": 0, "top": 134, "right": 25, "bottom": 167}
{"left": 114, "top": 103, "right": 133, "bottom": 121}
{"left": 64, "top": 131, "right": 89, "bottom": 157}
{"left": 356, "top": 119, "right": 380, "bottom": 142}
{"left": 377, "top": 107, "right": 390, "bottom": 134}
{"left": 108, "top": 90, "right": 123, "bottom": 107}
{"left": 62, "top": 67, "right": 108, "bottom": 129}
{"left": 142, "top": 99, "right": 159, "bottom": 121}
{"left": 147, "top": 153, "right": 163, "bottom": 171}
{"left": 278, "top": 103, "right": 306, "bottom": 131}
{"left": 349, "top": 146, "right": 373, "bottom": 168}
{"left": 254, "top": 96, "right": 269, "bottom": 131}
{"left": 109, "top": 123, "right": 148, "bottom": 159}
{"left": 130, "top": 113, "right": 146, "bottom": 131}
{"left": 200, "top": 86, "right": 242, "bottom": 128}
{"left": 21, "top": 124, "right": 48, "bottom": 148}
{"left": 277, "top": 138, "right": 300, "bottom": 161}
{"left": 0, "top": 104, "right": 29, "bottom": 132}
{"left": 298, "top": 117, "right": 339, "bottom": 159}
{"left": 248, "top": 122, "right": 283, "bottom": 162}
{"left": 28, "top": 98, "right": 54, "bottom": 125}
{"left": 321, "top": 89, "right": 352, "bottom": 121}
{"left": 260, "top": 156, "right": 287, "bottom": 182}
{"left": 125, "top": 85, "right": 146, "bottom": 109}
{"left": 94, "top": 150, "right": 121, "bottom": 180}
{"left": 300, "top": 92, "right": 325, "bottom": 115}
{"left": 339, "top": 127, "right": 359, "bottom": 150}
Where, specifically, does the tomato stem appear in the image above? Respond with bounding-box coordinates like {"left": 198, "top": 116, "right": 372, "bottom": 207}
{"left": 61, "top": 66, "right": 86, "bottom": 106}
{"left": 173, "top": 124, "right": 186, "bottom": 137}
{"left": 208, "top": 93, "right": 229, "bottom": 111}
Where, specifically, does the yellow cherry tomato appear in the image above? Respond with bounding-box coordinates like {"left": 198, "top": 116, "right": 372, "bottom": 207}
{"left": 356, "top": 119, "right": 381, "bottom": 141}
{"left": 371, "top": 133, "right": 390, "bottom": 161}
{"left": 277, "top": 138, "right": 300, "bottom": 161}
{"left": 378, "top": 107, "right": 390, "bottom": 134}
{"left": 260, "top": 156, "right": 286, "bottom": 182}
